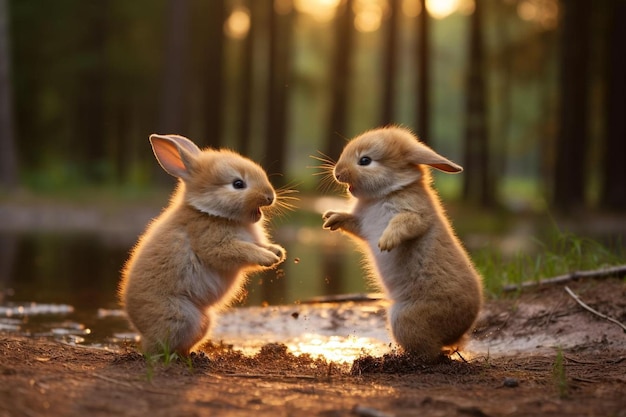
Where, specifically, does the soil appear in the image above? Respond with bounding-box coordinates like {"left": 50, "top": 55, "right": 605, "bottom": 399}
{"left": 1, "top": 277, "right": 625, "bottom": 417}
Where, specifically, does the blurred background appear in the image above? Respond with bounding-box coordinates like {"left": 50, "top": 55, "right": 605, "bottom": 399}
{"left": 0, "top": 0, "right": 624, "bottom": 321}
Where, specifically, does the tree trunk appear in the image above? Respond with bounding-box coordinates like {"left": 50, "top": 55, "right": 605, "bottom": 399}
{"left": 600, "top": 0, "right": 626, "bottom": 210}
{"left": 158, "top": 0, "right": 189, "bottom": 135}
{"left": 380, "top": 0, "right": 400, "bottom": 126}
{"left": 553, "top": 0, "right": 591, "bottom": 211}
{"left": 462, "top": 0, "right": 494, "bottom": 207}
{"left": 204, "top": 0, "right": 226, "bottom": 147}
{"left": 236, "top": 0, "right": 256, "bottom": 155}
{"left": 0, "top": 0, "right": 18, "bottom": 190}
{"left": 416, "top": 0, "right": 429, "bottom": 142}
{"left": 75, "top": 1, "right": 107, "bottom": 183}
{"left": 264, "top": 0, "right": 292, "bottom": 184}
{"left": 324, "top": 0, "right": 354, "bottom": 161}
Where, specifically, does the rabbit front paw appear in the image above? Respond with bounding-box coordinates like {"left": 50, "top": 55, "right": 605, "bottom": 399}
{"left": 266, "top": 243, "right": 286, "bottom": 262}
{"left": 322, "top": 211, "right": 352, "bottom": 231}
{"left": 258, "top": 248, "right": 283, "bottom": 268}
{"left": 378, "top": 228, "right": 401, "bottom": 252}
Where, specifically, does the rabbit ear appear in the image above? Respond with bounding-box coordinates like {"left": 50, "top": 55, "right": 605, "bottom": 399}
{"left": 410, "top": 144, "right": 463, "bottom": 173}
{"left": 149, "top": 134, "right": 202, "bottom": 180}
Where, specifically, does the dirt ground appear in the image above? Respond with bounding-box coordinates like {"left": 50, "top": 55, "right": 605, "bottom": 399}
{"left": 1, "top": 277, "right": 625, "bottom": 417}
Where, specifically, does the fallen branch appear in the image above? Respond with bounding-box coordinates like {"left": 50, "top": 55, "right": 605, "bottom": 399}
{"left": 502, "top": 264, "right": 626, "bottom": 292}
{"left": 564, "top": 286, "right": 626, "bottom": 333}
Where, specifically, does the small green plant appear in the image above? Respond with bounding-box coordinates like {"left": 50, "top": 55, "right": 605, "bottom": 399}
{"left": 552, "top": 348, "right": 569, "bottom": 399}
{"left": 142, "top": 340, "right": 193, "bottom": 381}
{"left": 475, "top": 227, "right": 624, "bottom": 297}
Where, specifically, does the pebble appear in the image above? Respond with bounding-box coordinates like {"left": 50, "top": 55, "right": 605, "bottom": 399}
{"left": 503, "top": 377, "right": 519, "bottom": 388}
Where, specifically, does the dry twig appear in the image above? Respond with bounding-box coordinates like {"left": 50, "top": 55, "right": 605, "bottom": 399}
{"left": 502, "top": 264, "right": 626, "bottom": 292}
{"left": 564, "top": 286, "right": 626, "bottom": 333}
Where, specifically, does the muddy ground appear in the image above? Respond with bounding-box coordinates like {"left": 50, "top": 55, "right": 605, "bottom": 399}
{"left": 1, "top": 277, "right": 625, "bottom": 417}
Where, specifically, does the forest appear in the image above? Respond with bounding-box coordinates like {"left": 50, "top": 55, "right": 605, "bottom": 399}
{"left": 0, "top": 0, "right": 624, "bottom": 212}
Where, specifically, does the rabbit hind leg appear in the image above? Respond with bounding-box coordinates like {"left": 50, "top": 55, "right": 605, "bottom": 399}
{"left": 142, "top": 301, "right": 212, "bottom": 357}
{"left": 388, "top": 301, "right": 446, "bottom": 362}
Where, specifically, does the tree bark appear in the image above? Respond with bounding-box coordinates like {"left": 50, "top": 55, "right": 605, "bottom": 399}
{"left": 553, "top": 0, "right": 591, "bottom": 211}
{"left": 380, "top": 0, "right": 400, "bottom": 126}
{"left": 416, "top": 0, "right": 429, "bottom": 142}
{"left": 204, "top": 0, "right": 226, "bottom": 147}
{"left": 158, "top": 0, "right": 189, "bottom": 136}
{"left": 462, "top": 0, "right": 494, "bottom": 207}
{"left": 0, "top": 0, "right": 18, "bottom": 189}
{"left": 75, "top": 1, "right": 107, "bottom": 183}
{"left": 236, "top": 0, "right": 256, "bottom": 155}
{"left": 324, "top": 0, "right": 354, "bottom": 161}
{"left": 265, "top": 0, "right": 293, "bottom": 184}
{"left": 600, "top": 0, "right": 626, "bottom": 210}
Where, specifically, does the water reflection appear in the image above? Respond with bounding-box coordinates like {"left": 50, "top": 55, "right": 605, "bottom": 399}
{"left": 0, "top": 218, "right": 368, "bottom": 350}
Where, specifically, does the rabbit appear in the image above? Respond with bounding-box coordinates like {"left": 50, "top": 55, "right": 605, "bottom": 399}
{"left": 321, "top": 126, "right": 483, "bottom": 361}
{"left": 119, "top": 134, "right": 286, "bottom": 356}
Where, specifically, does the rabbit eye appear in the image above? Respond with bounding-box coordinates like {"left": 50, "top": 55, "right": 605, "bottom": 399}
{"left": 232, "top": 179, "right": 246, "bottom": 189}
{"left": 358, "top": 156, "right": 372, "bottom": 166}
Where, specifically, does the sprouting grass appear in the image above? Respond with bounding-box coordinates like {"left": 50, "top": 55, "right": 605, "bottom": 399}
{"left": 143, "top": 340, "right": 193, "bottom": 381}
{"left": 475, "top": 228, "right": 625, "bottom": 298}
{"left": 552, "top": 348, "right": 569, "bottom": 399}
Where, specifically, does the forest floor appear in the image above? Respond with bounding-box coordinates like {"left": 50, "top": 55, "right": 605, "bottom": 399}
{"left": 1, "top": 276, "right": 625, "bottom": 417}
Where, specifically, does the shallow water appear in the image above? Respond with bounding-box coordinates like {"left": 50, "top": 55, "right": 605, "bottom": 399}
{"left": 0, "top": 215, "right": 379, "bottom": 359}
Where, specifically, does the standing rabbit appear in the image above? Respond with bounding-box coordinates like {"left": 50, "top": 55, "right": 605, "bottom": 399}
{"left": 322, "top": 127, "right": 483, "bottom": 361}
{"left": 119, "top": 134, "right": 286, "bottom": 356}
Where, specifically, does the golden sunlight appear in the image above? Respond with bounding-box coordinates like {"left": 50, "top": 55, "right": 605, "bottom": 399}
{"left": 287, "top": 334, "right": 390, "bottom": 363}
{"left": 294, "top": 0, "right": 342, "bottom": 23}
{"left": 353, "top": 0, "right": 385, "bottom": 33}
{"left": 517, "top": 0, "right": 559, "bottom": 29}
{"left": 224, "top": 6, "right": 251, "bottom": 39}
{"left": 402, "top": 0, "right": 422, "bottom": 17}
{"left": 426, "top": 0, "right": 460, "bottom": 19}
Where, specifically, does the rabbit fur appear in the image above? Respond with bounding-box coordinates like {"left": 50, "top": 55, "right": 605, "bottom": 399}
{"left": 322, "top": 127, "right": 483, "bottom": 361}
{"left": 119, "top": 134, "right": 286, "bottom": 356}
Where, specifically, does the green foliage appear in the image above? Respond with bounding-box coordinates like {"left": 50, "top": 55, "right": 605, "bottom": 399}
{"left": 476, "top": 227, "right": 624, "bottom": 297}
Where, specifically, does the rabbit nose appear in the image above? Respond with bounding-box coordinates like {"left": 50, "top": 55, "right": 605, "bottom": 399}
{"left": 265, "top": 194, "right": 275, "bottom": 206}
{"left": 335, "top": 170, "right": 346, "bottom": 183}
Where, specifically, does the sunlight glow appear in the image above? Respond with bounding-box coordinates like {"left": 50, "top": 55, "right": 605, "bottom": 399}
{"left": 294, "top": 0, "right": 341, "bottom": 23}
{"left": 287, "top": 334, "right": 389, "bottom": 363}
{"left": 517, "top": 0, "right": 558, "bottom": 29}
{"left": 402, "top": 0, "right": 422, "bottom": 17}
{"left": 353, "top": 0, "right": 384, "bottom": 33}
{"left": 426, "top": 0, "right": 460, "bottom": 19}
{"left": 274, "top": 0, "right": 294, "bottom": 15}
{"left": 224, "top": 6, "right": 251, "bottom": 39}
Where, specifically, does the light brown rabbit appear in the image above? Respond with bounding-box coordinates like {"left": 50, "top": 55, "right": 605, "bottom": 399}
{"left": 322, "top": 127, "right": 483, "bottom": 361}
{"left": 119, "top": 134, "right": 286, "bottom": 356}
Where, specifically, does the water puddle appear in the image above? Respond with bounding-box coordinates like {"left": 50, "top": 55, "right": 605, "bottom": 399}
{"left": 3, "top": 295, "right": 620, "bottom": 362}
{"left": 0, "top": 299, "right": 394, "bottom": 362}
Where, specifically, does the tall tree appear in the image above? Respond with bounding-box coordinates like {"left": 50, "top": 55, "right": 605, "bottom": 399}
{"left": 158, "top": 0, "right": 190, "bottom": 135}
{"left": 75, "top": 0, "right": 108, "bottom": 183}
{"left": 205, "top": 0, "right": 226, "bottom": 147}
{"left": 416, "top": 0, "right": 430, "bottom": 142}
{"left": 600, "top": 0, "right": 626, "bottom": 210}
{"left": 236, "top": 0, "right": 257, "bottom": 155}
{"left": 265, "top": 0, "right": 293, "bottom": 183}
{"left": 553, "top": 0, "right": 591, "bottom": 211}
{"left": 324, "top": 0, "right": 355, "bottom": 161}
{"left": 0, "top": 0, "right": 18, "bottom": 190}
{"left": 462, "top": 0, "right": 494, "bottom": 207}
{"left": 381, "top": 0, "right": 401, "bottom": 126}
